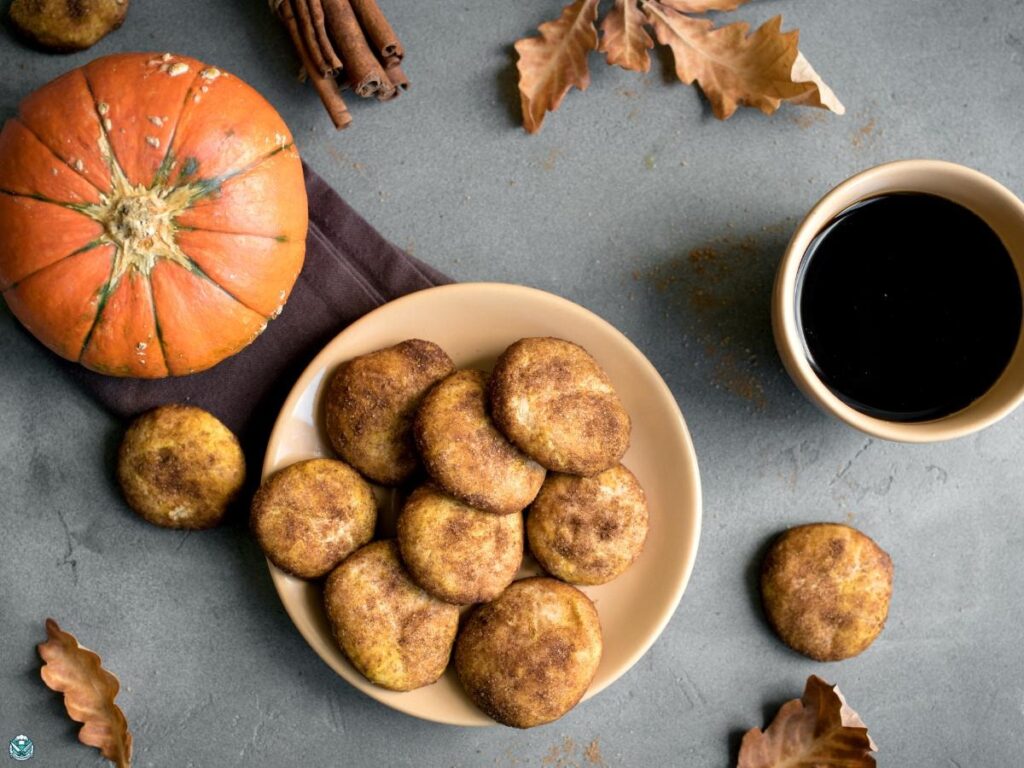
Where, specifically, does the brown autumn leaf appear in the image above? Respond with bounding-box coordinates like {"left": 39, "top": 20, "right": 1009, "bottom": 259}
{"left": 514, "top": 0, "right": 601, "bottom": 133}
{"left": 643, "top": 3, "right": 845, "bottom": 119}
{"left": 658, "top": 0, "right": 751, "bottom": 12}
{"left": 600, "top": 0, "right": 654, "bottom": 72}
{"left": 738, "top": 675, "right": 877, "bottom": 768}
{"left": 787, "top": 52, "right": 846, "bottom": 114}
{"left": 38, "top": 619, "right": 132, "bottom": 768}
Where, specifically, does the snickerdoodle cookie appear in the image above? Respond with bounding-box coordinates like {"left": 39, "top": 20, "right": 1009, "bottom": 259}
{"left": 415, "top": 369, "right": 545, "bottom": 514}
{"left": 454, "top": 577, "right": 602, "bottom": 728}
{"left": 117, "top": 404, "right": 245, "bottom": 530}
{"left": 251, "top": 458, "right": 376, "bottom": 579}
{"left": 760, "top": 523, "right": 893, "bottom": 661}
{"left": 489, "top": 337, "right": 630, "bottom": 476}
{"left": 527, "top": 464, "right": 648, "bottom": 585}
{"left": 397, "top": 485, "right": 523, "bottom": 604}
{"left": 324, "top": 339, "right": 454, "bottom": 485}
{"left": 325, "top": 540, "right": 459, "bottom": 691}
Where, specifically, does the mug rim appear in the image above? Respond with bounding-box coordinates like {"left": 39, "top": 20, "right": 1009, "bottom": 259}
{"left": 772, "top": 159, "right": 1024, "bottom": 443}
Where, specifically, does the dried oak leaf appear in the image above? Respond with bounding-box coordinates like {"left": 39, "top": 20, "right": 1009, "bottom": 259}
{"left": 600, "top": 0, "right": 654, "bottom": 72}
{"left": 738, "top": 675, "right": 877, "bottom": 768}
{"left": 787, "top": 52, "right": 846, "bottom": 114}
{"left": 658, "top": 0, "right": 750, "bottom": 12}
{"left": 515, "top": 0, "right": 601, "bottom": 133}
{"left": 38, "top": 619, "right": 132, "bottom": 768}
{"left": 643, "top": 2, "right": 845, "bottom": 119}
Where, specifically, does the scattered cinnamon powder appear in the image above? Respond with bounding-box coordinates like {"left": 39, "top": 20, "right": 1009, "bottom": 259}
{"left": 851, "top": 117, "right": 877, "bottom": 148}
{"left": 532, "top": 736, "right": 607, "bottom": 767}
{"left": 639, "top": 231, "right": 779, "bottom": 409}
{"left": 325, "top": 146, "right": 367, "bottom": 176}
{"left": 791, "top": 110, "right": 827, "bottom": 129}
{"left": 541, "top": 148, "right": 563, "bottom": 171}
{"left": 708, "top": 346, "right": 767, "bottom": 409}
{"left": 541, "top": 737, "right": 578, "bottom": 768}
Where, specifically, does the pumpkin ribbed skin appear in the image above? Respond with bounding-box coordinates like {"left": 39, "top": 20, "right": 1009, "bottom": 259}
{"left": 0, "top": 52, "right": 308, "bottom": 377}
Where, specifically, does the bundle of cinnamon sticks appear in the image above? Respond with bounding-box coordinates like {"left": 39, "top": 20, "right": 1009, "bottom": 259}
{"left": 272, "top": 0, "right": 407, "bottom": 129}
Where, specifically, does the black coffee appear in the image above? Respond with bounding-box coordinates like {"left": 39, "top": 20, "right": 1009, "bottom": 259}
{"left": 797, "top": 193, "right": 1022, "bottom": 422}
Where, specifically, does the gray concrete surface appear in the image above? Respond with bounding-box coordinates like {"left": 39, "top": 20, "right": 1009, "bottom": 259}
{"left": 2, "top": 0, "right": 1024, "bottom": 765}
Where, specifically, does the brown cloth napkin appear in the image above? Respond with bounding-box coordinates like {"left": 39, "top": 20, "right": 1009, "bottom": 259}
{"left": 64, "top": 161, "right": 450, "bottom": 456}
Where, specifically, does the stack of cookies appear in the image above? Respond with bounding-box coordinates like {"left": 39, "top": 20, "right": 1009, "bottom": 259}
{"left": 251, "top": 337, "right": 649, "bottom": 728}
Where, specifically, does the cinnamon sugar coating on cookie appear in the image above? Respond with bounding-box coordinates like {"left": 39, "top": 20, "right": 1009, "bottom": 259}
{"left": 325, "top": 540, "right": 459, "bottom": 691}
{"left": 398, "top": 485, "right": 523, "bottom": 604}
{"left": 416, "top": 369, "right": 546, "bottom": 514}
{"left": 454, "top": 577, "right": 602, "bottom": 728}
{"left": 760, "top": 523, "right": 893, "bottom": 661}
{"left": 489, "top": 337, "right": 630, "bottom": 476}
{"left": 324, "top": 339, "right": 454, "bottom": 485}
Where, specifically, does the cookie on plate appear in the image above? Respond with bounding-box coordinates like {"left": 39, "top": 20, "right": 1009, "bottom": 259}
{"left": 490, "top": 337, "right": 630, "bottom": 476}
{"left": 415, "top": 369, "right": 545, "bottom": 514}
{"left": 325, "top": 540, "right": 459, "bottom": 691}
{"left": 117, "top": 404, "right": 245, "bottom": 530}
{"left": 527, "top": 464, "right": 648, "bottom": 585}
{"left": 324, "top": 339, "right": 454, "bottom": 486}
{"left": 455, "top": 577, "right": 602, "bottom": 728}
{"left": 397, "top": 485, "right": 523, "bottom": 604}
{"left": 760, "top": 523, "right": 893, "bottom": 661}
{"left": 251, "top": 458, "right": 376, "bottom": 579}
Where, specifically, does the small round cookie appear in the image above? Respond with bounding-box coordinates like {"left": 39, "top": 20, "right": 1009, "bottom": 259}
{"left": 117, "top": 404, "right": 245, "bottom": 530}
{"left": 9, "top": 0, "right": 130, "bottom": 53}
{"left": 490, "top": 337, "right": 630, "bottom": 476}
{"left": 527, "top": 464, "right": 648, "bottom": 585}
{"left": 397, "top": 485, "right": 524, "bottom": 604}
{"left": 251, "top": 458, "right": 376, "bottom": 579}
{"left": 455, "top": 577, "right": 602, "bottom": 728}
{"left": 415, "top": 369, "right": 546, "bottom": 514}
{"left": 760, "top": 523, "right": 893, "bottom": 661}
{"left": 325, "top": 540, "right": 459, "bottom": 691}
{"left": 324, "top": 339, "right": 454, "bottom": 485}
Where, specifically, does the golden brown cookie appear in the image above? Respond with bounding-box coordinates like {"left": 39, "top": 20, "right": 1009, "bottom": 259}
{"left": 415, "top": 369, "right": 545, "bottom": 514}
{"left": 527, "top": 464, "right": 648, "bottom": 585}
{"left": 325, "top": 540, "right": 459, "bottom": 691}
{"left": 490, "top": 337, "right": 630, "bottom": 476}
{"left": 760, "top": 523, "right": 893, "bottom": 661}
{"left": 117, "top": 404, "right": 244, "bottom": 530}
{"left": 324, "top": 339, "right": 454, "bottom": 485}
{"left": 397, "top": 485, "right": 523, "bottom": 604}
{"left": 454, "top": 577, "right": 602, "bottom": 728}
{"left": 9, "top": 0, "right": 129, "bottom": 53}
{"left": 250, "top": 458, "right": 376, "bottom": 579}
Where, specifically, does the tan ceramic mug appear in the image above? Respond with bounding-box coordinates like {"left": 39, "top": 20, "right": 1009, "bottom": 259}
{"left": 772, "top": 159, "right": 1024, "bottom": 442}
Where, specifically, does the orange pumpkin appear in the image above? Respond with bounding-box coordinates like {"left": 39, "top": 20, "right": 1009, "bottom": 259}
{"left": 0, "top": 52, "right": 308, "bottom": 377}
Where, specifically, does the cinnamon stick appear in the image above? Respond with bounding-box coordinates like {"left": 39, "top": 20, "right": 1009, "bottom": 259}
{"left": 323, "top": 0, "right": 389, "bottom": 98}
{"left": 303, "top": 0, "right": 343, "bottom": 75}
{"left": 294, "top": 0, "right": 331, "bottom": 76}
{"left": 279, "top": 0, "right": 352, "bottom": 129}
{"left": 384, "top": 59, "right": 408, "bottom": 92}
{"left": 349, "top": 0, "right": 403, "bottom": 61}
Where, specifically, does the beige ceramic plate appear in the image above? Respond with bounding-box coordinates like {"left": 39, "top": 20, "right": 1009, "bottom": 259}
{"left": 263, "top": 282, "right": 702, "bottom": 726}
